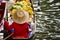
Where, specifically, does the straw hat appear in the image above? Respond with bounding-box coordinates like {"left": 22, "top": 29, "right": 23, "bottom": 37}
{"left": 12, "top": 9, "right": 29, "bottom": 24}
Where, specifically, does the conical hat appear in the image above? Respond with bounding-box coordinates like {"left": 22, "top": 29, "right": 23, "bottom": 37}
{"left": 12, "top": 9, "right": 29, "bottom": 24}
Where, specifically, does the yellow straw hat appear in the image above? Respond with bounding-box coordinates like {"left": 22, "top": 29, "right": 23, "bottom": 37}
{"left": 12, "top": 9, "right": 29, "bottom": 24}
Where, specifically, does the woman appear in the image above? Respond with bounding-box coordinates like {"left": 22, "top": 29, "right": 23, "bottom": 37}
{"left": 4, "top": 10, "right": 29, "bottom": 39}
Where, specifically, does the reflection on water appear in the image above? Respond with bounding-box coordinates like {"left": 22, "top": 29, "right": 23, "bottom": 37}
{"left": 33, "top": 0, "right": 60, "bottom": 40}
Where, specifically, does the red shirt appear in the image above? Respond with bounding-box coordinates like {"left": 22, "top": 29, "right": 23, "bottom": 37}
{"left": 4, "top": 21, "right": 29, "bottom": 38}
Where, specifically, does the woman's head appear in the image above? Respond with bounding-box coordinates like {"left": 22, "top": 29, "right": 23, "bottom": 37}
{"left": 12, "top": 9, "right": 29, "bottom": 24}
